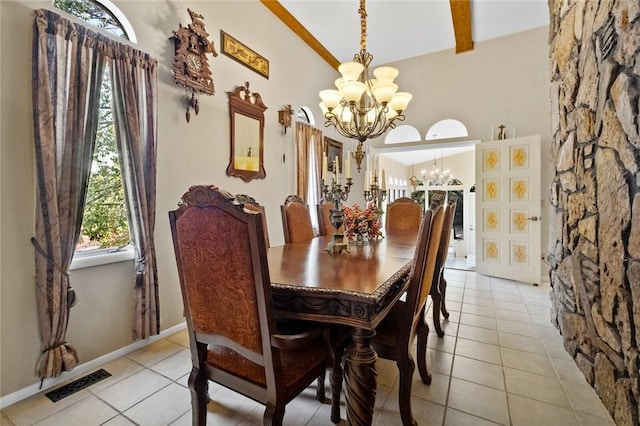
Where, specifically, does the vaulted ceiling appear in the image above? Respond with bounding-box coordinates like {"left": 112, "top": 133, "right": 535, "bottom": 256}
{"left": 262, "top": 0, "right": 549, "bottom": 67}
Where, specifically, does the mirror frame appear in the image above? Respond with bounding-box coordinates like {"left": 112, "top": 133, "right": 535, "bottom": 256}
{"left": 226, "top": 82, "right": 267, "bottom": 182}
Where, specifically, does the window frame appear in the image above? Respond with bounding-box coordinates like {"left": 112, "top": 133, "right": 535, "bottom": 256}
{"left": 53, "top": 0, "right": 137, "bottom": 269}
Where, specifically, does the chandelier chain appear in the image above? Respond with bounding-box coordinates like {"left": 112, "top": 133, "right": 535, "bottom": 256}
{"left": 359, "top": 0, "right": 367, "bottom": 51}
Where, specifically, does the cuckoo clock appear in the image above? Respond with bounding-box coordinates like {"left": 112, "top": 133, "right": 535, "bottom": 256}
{"left": 172, "top": 9, "right": 218, "bottom": 122}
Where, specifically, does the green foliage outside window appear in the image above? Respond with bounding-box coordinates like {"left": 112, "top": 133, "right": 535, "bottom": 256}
{"left": 54, "top": 0, "right": 130, "bottom": 251}
{"left": 79, "top": 71, "right": 130, "bottom": 250}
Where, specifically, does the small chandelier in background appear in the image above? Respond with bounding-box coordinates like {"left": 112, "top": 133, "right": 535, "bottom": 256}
{"left": 319, "top": 0, "right": 412, "bottom": 157}
{"left": 423, "top": 151, "right": 454, "bottom": 186}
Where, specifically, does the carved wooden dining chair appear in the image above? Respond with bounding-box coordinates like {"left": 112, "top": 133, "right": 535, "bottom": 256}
{"left": 280, "top": 195, "right": 315, "bottom": 243}
{"left": 385, "top": 197, "right": 423, "bottom": 232}
{"left": 236, "top": 194, "right": 270, "bottom": 248}
{"left": 331, "top": 205, "right": 446, "bottom": 426}
{"left": 429, "top": 197, "right": 458, "bottom": 338}
{"left": 169, "top": 185, "right": 336, "bottom": 426}
{"left": 317, "top": 199, "right": 344, "bottom": 236}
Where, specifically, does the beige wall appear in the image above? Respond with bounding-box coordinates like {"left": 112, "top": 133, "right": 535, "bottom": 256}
{"left": 0, "top": 0, "right": 551, "bottom": 399}
{"left": 375, "top": 26, "right": 551, "bottom": 267}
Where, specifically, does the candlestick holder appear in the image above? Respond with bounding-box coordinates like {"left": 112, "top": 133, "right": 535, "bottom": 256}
{"left": 363, "top": 169, "right": 388, "bottom": 217}
{"left": 321, "top": 177, "right": 353, "bottom": 254}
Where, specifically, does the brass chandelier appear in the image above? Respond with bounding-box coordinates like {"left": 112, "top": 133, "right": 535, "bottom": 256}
{"left": 319, "top": 0, "right": 412, "bottom": 145}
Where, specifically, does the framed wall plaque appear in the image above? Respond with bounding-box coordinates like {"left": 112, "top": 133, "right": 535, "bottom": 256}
{"left": 221, "top": 31, "right": 269, "bottom": 79}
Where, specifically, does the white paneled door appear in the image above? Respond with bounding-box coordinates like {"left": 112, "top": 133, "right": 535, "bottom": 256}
{"left": 475, "top": 135, "right": 541, "bottom": 285}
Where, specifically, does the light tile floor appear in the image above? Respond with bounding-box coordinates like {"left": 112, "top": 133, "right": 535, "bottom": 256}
{"left": 1, "top": 270, "right": 616, "bottom": 425}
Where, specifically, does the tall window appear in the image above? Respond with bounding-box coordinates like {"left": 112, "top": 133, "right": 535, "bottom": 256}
{"left": 307, "top": 144, "right": 320, "bottom": 230}
{"left": 298, "top": 107, "right": 320, "bottom": 230}
{"left": 54, "top": 0, "right": 133, "bottom": 253}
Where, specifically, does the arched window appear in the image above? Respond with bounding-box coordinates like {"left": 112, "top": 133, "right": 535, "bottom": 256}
{"left": 425, "top": 119, "right": 468, "bottom": 141}
{"left": 53, "top": 0, "right": 136, "bottom": 41}
{"left": 297, "top": 106, "right": 315, "bottom": 125}
{"left": 53, "top": 0, "right": 136, "bottom": 256}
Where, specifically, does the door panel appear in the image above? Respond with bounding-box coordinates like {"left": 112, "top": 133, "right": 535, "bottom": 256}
{"left": 475, "top": 136, "right": 541, "bottom": 284}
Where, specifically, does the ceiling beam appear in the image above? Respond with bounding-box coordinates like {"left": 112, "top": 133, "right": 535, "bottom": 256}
{"left": 450, "top": 0, "right": 474, "bottom": 54}
{"left": 260, "top": 0, "right": 340, "bottom": 70}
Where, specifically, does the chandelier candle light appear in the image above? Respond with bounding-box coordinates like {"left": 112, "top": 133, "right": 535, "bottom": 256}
{"left": 322, "top": 153, "right": 353, "bottom": 254}
{"left": 319, "top": 0, "right": 412, "bottom": 171}
{"left": 364, "top": 159, "right": 387, "bottom": 216}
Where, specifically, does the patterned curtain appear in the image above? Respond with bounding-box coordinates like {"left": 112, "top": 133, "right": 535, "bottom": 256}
{"left": 110, "top": 48, "right": 160, "bottom": 340}
{"left": 294, "top": 122, "right": 323, "bottom": 201}
{"left": 31, "top": 9, "right": 107, "bottom": 378}
{"left": 32, "top": 8, "right": 160, "bottom": 377}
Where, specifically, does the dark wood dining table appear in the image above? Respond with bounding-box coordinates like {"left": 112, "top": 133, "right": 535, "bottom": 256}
{"left": 267, "top": 230, "right": 419, "bottom": 426}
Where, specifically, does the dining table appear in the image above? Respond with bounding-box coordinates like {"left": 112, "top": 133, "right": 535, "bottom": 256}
{"left": 267, "top": 230, "right": 419, "bottom": 426}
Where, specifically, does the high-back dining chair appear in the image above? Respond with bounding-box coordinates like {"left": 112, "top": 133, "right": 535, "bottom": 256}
{"left": 236, "top": 194, "right": 270, "bottom": 248}
{"left": 430, "top": 197, "right": 458, "bottom": 338}
{"left": 316, "top": 199, "right": 342, "bottom": 236}
{"left": 281, "top": 195, "right": 314, "bottom": 243}
{"left": 331, "top": 205, "right": 446, "bottom": 426}
{"left": 385, "top": 197, "right": 422, "bottom": 232}
{"left": 169, "top": 185, "right": 335, "bottom": 426}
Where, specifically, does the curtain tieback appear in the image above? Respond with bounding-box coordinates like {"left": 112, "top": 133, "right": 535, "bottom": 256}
{"left": 42, "top": 341, "right": 67, "bottom": 353}
{"left": 31, "top": 237, "right": 77, "bottom": 307}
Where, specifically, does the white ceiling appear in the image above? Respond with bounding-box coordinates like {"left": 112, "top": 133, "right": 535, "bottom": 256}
{"left": 279, "top": 0, "right": 550, "bottom": 65}
{"left": 277, "top": 0, "right": 549, "bottom": 166}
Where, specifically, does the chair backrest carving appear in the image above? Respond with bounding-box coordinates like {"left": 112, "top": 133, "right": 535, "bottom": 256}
{"left": 281, "top": 195, "right": 314, "bottom": 243}
{"left": 236, "top": 193, "right": 270, "bottom": 248}
{"left": 386, "top": 197, "right": 423, "bottom": 232}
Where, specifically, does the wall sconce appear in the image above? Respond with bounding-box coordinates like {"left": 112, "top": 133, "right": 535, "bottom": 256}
{"left": 278, "top": 104, "right": 293, "bottom": 133}
{"left": 351, "top": 141, "right": 366, "bottom": 173}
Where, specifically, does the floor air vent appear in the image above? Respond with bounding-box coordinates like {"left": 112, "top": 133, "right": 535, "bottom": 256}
{"left": 45, "top": 369, "right": 111, "bottom": 402}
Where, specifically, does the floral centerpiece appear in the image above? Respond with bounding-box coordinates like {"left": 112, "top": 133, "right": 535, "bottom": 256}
{"left": 342, "top": 203, "right": 383, "bottom": 242}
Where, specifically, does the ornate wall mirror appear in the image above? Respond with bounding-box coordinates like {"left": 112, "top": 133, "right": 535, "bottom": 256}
{"left": 226, "top": 82, "right": 267, "bottom": 181}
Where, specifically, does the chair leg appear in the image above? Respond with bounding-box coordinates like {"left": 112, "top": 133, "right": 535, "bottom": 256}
{"left": 264, "top": 403, "right": 285, "bottom": 426}
{"left": 330, "top": 359, "right": 344, "bottom": 423}
{"left": 397, "top": 357, "right": 418, "bottom": 426}
{"left": 316, "top": 370, "right": 326, "bottom": 401}
{"left": 416, "top": 314, "right": 432, "bottom": 385}
{"left": 430, "top": 287, "right": 445, "bottom": 337}
{"left": 188, "top": 368, "right": 208, "bottom": 426}
{"left": 439, "top": 272, "right": 450, "bottom": 319}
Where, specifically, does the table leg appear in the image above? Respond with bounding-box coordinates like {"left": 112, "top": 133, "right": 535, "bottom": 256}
{"left": 344, "top": 328, "right": 377, "bottom": 426}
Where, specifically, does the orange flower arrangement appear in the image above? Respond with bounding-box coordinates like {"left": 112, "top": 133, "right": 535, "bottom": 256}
{"left": 342, "top": 203, "right": 383, "bottom": 241}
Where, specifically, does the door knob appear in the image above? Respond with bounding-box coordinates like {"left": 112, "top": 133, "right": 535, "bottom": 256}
{"left": 526, "top": 216, "right": 539, "bottom": 221}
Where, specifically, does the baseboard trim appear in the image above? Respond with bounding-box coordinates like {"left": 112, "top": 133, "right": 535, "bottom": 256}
{"left": 0, "top": 322, "right": 187, "bottom": 409}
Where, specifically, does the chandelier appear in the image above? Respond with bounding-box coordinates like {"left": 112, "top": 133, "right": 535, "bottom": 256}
{"left": 423, "top": 151, "right": 454, "bottom": 186}
{"left": 319, "top": 0, "right": 412, "bottom": 146}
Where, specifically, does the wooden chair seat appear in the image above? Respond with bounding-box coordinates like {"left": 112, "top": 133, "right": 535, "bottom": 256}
{"left": 206, "top": 338, "right": 328, "bottom": 389}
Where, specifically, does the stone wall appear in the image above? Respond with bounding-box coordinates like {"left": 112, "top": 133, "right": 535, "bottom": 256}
{"left": 548, "top": 1, "right": 640, "bottom": 425}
